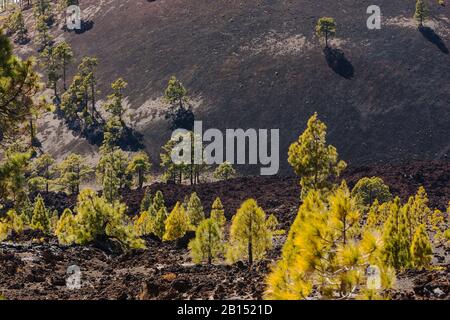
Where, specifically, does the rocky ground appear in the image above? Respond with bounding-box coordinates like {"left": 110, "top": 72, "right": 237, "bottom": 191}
{"left": 0, "top": 231, "right": 448, "bottom": 300}
{"left": 0, "top": 161, "right": 449, "bottom": 300}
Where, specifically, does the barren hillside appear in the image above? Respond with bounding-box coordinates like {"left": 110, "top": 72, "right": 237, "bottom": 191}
{"left": 5, "top": 0, "right": 450, "bottom": 173}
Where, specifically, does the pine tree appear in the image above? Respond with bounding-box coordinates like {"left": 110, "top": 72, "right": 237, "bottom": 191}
{"left": 140, "top": 189, "right": 152, "bottom": 212}
{"left": 382, "top": 197, "right": 411, "bottom": 270}
{"left": 351, "top": 177, "right": 392, "bottom": 208}
{"left": 55, "top": 208, "right": 76, "bottom": 245}
{"left": 149, "top": 190, "right": 166, "bottom": 217}
{"left": 210, "top": 197, "right": 226, "bottom": 227}
{"left": 104, "top": 78, "right": 127, "bottom": 122}
{"left": 40, "top": 45, "right": 61, "bottom": 97}
{"left": 127, "top": 152, "right": 152, "bottom": 189}
{"left": 0, "top": 209, "right": 25, "bottom": 241}
{"left": 329, "top": 181, "right": 360, "bottom": 245}
{"left": 316, "top": 17, "right": 336, "bottom": 47}
{"left": 189, "top": 218, "right": 224, "bottom": 264}
{"left": 214, "top": 162, "right": 236, "bottom": 181}
{"left": 31, "top": 194, "right": 50, "bottom": 233}
{"left": 31, "top": 153, "right": 55, "bottom": 193}
{"left": 410, "top": 224, "right": 433, "bottom": 270}
{"left": 163, "top": 202, "right": 190, "bottom": 241}
{"left": 134, "top": 210, "right": 153, "bottom": 237}
{"left": 414, "top": 0, "right": 428, "bottom": 27}
{"left": 103, "top": 116, "right": 124, "bottom": 148}
{"left": 0, "top": 151, "right": 31, "bottom": 203}
{"left": 164, "top": 76, "right": 194, "bottom": 131}
{"left": 12, "top": 9, "right": 29, "bottom": 44}
{"left": 53, "top": 41, "right": 73, "bottom": 91}
{"left": 35, "top": 15, "right": 53, "bottom": 51}
{"left": 153, "top": 206, "right": 168, "bottom": 240}
{"left": 429, "top": 209, "right": 446, "bottom": 244}
{"left": 365, "top": 199, "right": 380, "bottom": 231}
{"left": 96, "top": 147, "right": 130, "bottom": 202}
{"left": 160, "top": 136, "right": 185, "bottom": 184}
{"left": 265, "top": 188, "right": 395, "bottom": 300}
{"left": 0, "top": 30, "right": 40, "bottom": 142}
{"left": 186, "top": 192, "right": 205, "bottom": 228}
{"left": 227, "top": 199, "right": 272, "bottom": 265}
{"left": 58, "top": 153, "right": 92, "bottom": 195}
{"left": 288, "top": 113, "right": 346, "bottom": 199}
{"left": 33, "top": 0, "right": 54, "bottom": 25}
{"left": 78, "top": 57, "right": 99, "bottom": 115}
{"left": 409, "top": 187, "right": 432, "bottom": 230}
{"left": 70, "top": 189, "right": 144, "bottom": 248}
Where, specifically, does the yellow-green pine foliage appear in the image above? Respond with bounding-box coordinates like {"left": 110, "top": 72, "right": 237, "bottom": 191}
{"left": 430, "top": 209, "right": 446, "bottom": 244}
{"left": 134, "top": 210, "right": 153, "bottom": 236}
{"left": 97, "top": 148, "right": 129, "bottom": 202}
{"left": 329, "top": 181, "right": 360, "bottom": 245}
{"left": 55, "top": 208, "right": 76, "bottom": 245}
{"left": 288, "top": 113, "right": 346, "bottom": 199}
{"left": 266, "top": 214, "right": 284, "bottom": 236}
{"left": 127, "top": 152, "right": 152, "bottom": 189}
{"left": 69, "top": 189, "right": 145, "bottom": 249}
{"left": 189, "top": 218, "right": 224, "bottom": 264}
{"left": 58, "top": 153, "right": 93, "bottom": 195}
{"left": 149, "top": 190, "right": 166, "bottom": 217}
{"left": 140, "top": 189, "right": 152, "bottom": 212}
{"left": 186, "top": 192, "right": 205, "bottom": 228}
{"left": 18, "top": 196, "right": 33, "bottom": 224}
{"left": 265, "top": 187, "right": 394, "bottom": 300}
{"left": 163, "top": 202, "right": 190, "bottom": 241}
{"left": 382, "top": 197, "right": 411, "bottom": 270}
{"left": 410, "top": 224, "right": 433, "bottom": 270}
{"left": 414, "top": 0, "right": 428, "bottom": 26}
{"left": 31, "top": 195, "right": 50, "bottom": 233}
{"left": 49, "top": 210, "right": 59, "bottom": 232}
{"left": 351, "top": 177, "right": 392, "bottom": 208}
{"left": 365, "top": 199, "right": 380, "bottom": 231}
{"left": 267, "top": 190, "right": 326, "bottom": 300}
{"left": 316, "top": 17, "right": 337, "bottom": 47}
{"left": 377, "top": 200, "right": 392, "bottom": 225}
{"left": 407, "top": 187, "right": 432, "bottom": 232}
{"left": 210, "top": 197, "right": 226, "bottom": 227}
{"left": 0, "top": 210, "right": 25, "bottom": 240}
{"left": 227, "top": 199, "right": 272, "bottom": 265}
{"left": 214, "top": 162, "right": 236, "bottom": 181}
{"left": 153, "top": 207, "right": 168, "bottom": 240}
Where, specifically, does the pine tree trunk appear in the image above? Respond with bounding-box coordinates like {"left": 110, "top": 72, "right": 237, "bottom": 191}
{"left": 248, "top": 218, "right": 253, "bottom": 266}
{"left": 208, "top": 225, "right": 212, "bottom": 265}
{"left": 63, "top": 59, "right": 67, "bottom": 91}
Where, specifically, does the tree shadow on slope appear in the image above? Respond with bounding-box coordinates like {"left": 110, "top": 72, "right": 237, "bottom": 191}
{"left": 55, "top": 109, "right": 144, "bottom": 151}
{"left": 419, "top": 26, "right": 449, "bottom": 54}
{"left": 62, "top": 20, "right": 95, "bottom": 34}
{"left": 118, "top": 126, "right": 145, "bottom": 152}
{"left": 74, "top": 20, "right": 95, "bottom": 34}
{"left": 323, "top": 47, "right": 355, "bottom": 79}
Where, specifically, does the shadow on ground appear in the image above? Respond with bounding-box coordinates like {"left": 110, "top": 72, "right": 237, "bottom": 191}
{"left": 419, "top": 26, "right": 449, "bottom": 54}
{"left": 323, "top": 47, "right": 355, "bottom": 79}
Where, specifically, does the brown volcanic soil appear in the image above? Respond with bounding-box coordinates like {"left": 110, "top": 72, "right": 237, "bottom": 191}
{"left": 49, "top": 0, "right": 450, "bottom": 173}
{"left": 0, "top": 161, "right": 449, "bottom": 300}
